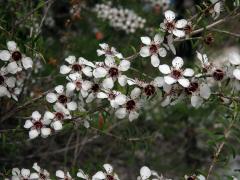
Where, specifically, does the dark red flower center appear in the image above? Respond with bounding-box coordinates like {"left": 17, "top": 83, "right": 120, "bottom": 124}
{"left": 0, "top": 75, "right": 4, "bottom": 85}
{"left": 55, "top": 112, "right": 64, "bottom": 120}
{"left": 34, "top": 121, "right": 43, "bottom": 129}
{"left": 149, "top": 44, "right": 158, "bottom": 54}
{"left": 126, "top": 99, "right": 136, "bottom": 111}
{"left": 108, "top": 93, "right": 116, "bottom": 100}
{"left": 39, "top": 173, "right": 46, "bottom": 179}
{"left": 12, "top": 51, "right": 22, "bottom": 61}
{"left": 76, "top": 81, "right": 82, "bottom": 89}
{"left": 58, "top": 95, "right": 68, "bottom": 104}
{"left": 91, "top": 83, "right": 100, "bottom": 92}
{"left": 72, "top": 64, "right": 82, "bottom": 72}
{"left": 186, "top": 82, "right": 199, "bottom": 94}
{"left": 213, "top": 69, "right": 224, "bottom": 81}
{"left": 144, "top": 85, "right": 155, "bottom": 96}
{"left": 165, "top": 21, "right": 175, "bottom": 31}
{"left": 106, "top": 175, "right": 114, "bottom": 180}
{"left": 108, "top": 67, "right": 119, "bottom": 77}
{"left": 172, "top": 69, "right": 182, "bottom": 79}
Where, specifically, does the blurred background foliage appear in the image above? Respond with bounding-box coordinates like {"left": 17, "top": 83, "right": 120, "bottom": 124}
{"left": 0, "top": 0, "right": 240, "bottom": 179}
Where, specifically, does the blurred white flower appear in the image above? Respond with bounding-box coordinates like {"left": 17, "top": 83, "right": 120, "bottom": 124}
{"left": 24, "top": 111, "right": 51, "bottom": 139}
{"left": 140, "top": 34, "right": 167, "bottom": 67}
{"left": 0, "top": 41, "right": 33, "bottom": 74}
{"left": 60, "top": 56, "right": 94, "bottom": 77}
{"left": 115, "top": 87, "right": 142, "bottom": 121}
{"left": 159, "top": 57, "right": 194, "bottom": 87}
{"left": 92, "top": 164, "right": 119, "bottom": 180}
{"left": 160, "top": 10, "right": 187, "bottom": 38}
{"left": 46, "top": 85, "right": 77, "bottom": 111}
{"left": 56, "top": 170, "right": 73, "bottom": 180}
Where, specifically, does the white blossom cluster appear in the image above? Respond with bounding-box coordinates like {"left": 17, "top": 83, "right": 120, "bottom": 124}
{"left": 21, "top": 9, "right": 240, "bottom": 139}
{"left": 142, "top": 0, "right": 171, "bottom": 10}
{"left": 0, "top": 41, "right": 33, "bottom": 101}
{"left": 93, "top": 3, "right": 146, "bottom": 34}
{"left": 7, "top": 163, "right": 209, "bottom": 180}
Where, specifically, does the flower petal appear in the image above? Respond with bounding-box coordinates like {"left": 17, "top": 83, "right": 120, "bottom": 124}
{"left": 159, "top": 64, "right": 171, "bottom": 74}
{"left": 67, "top": 101, "right": 77, "bottom": 111}
{"left": 115, "top": 108, "right": 127, "bottom": 119}
{"left": 200, "top": 83, "right": 211, "bottom": 99}
{"left": 183, "top": 68, "right": 194, "bottom": 77}
{"left": 32, "top": 111, "right": 41, "bottom": 120}
{"left": 153, "top": 76, "right": 164, "bottom": 87}
{"left": 103, "top": 164, "right": 113, "bottom": 174}
{"left": 175, "top": 19, "right": 188, "bottom": 28}
{"left": 164, "top": 75, "right": 177, "bottom": 85}
{"left": 140, "top": 166, "right": 151, "bottom": 180}
{"left": 172, "top": 57, "right": 184, "bottom": 69}
{"left": 55, "top": 85, "right": 64, "bottom": 94}
{"left": 158, "top": 47, "right": 167, "bottom": 57}
{"left": 103, "top": 77, "right": 114, "bottom": 89}
{"left": 129, "top": 111, "right": 139, "bottom": 122}
{"left": 118, "top": 60, "right": 130, "bottom": 71}
{"left": 233, "top": 69, "right": 240, "bottom": 80}
{"left": 65, "top": 55, "right": 76, "bottom": 64}
{"left": 173, "top": 29, "right": 185, "bottom": 37}
{"left": 139, "top": 46, "right": 151, "bottom": 57}
{"left": 56, "top": 170, "right": 65, "bottom": 178}
{"left": 52, "top": 121, "right": 63, "bottom": 131}
{"left": 0, "top": 50, "right": 11, "bottom": 61}
{"left": 22, "top": 57, "right": 33, "bottom": 69}
{"left": 60, "top": 65, "right": 71, "bottom": 74}
{"left": 29, "top": 129, "right": 39, "bottom": 139}
{"left": 151, "top": 54, "right": 160, "bottom": 67}
{"left": 191, "top": 95, "right": 203, "bottom": 108}
{"left": 7, "top": 41, "right": 17, "bottom": 51}
{"left": 140, "top": 36, "right": 151, "bottom": 45}
{"left": 7, "top": 61, "right": 19, "bottom": 74}
{"left": 130, "top": 87, "right": 141, "bottom": 99}
{"left": 24, "top": 120, "right": 33, "bottom": 129}
{"left": 164, "top": 10, "right": 175, "bottom": 22}
{"left": 46, "top": 92, "right": 57, "bottom": 103}
{"left": 154, "top": 34, "right": 164, "bottom": 44}
{"left": 93, "top": 67, "right": 107, "bottom": 78}
{"left": 178, "top": 78, "right": 190, "bottom": 87}
{"left": 118, "top": 75, "right": 127, "bottom": 86}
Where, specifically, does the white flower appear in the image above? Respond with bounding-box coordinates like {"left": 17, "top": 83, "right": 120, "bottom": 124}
{"left": 77, "top": 169, "right": 89, "bottom": 179}
{"left": 127, "top": 77, "right": 164, "bottom": 96}
{"left": 44, "top": 103, "right": 71, "bottom": 131}
{"left": 80, "top": 81, "right": 102, "bottom": 103}
{"left": 161, "top": 83, "right": 184, "bottom": 107}
{"left": 228, "top": 51, "right": 240, "bottom": 81}
{"left": 0, "top": 67, "right": 16, "bottom": 98}
{"left": 210, "top": 0, "right": 222, "bottom": 19}
{"left": 160, "top": 10, "right": 187, "bottom": 38}
{"left": 32, "top": 162, "right": 51, "bottom": 180}
{"left": 140, "top": 34, "right": 167, "bottom": 67}
{"left": 56, "top": 170, "right": 73, "bottom": 180}
{"left": 24, "top": 111, "right": 51, "bottom": 139}
{"left": 92, "top": 164, "right": 119, "bottom": 180}
{"left": 97, "top": 43, "right": 123, "bottom": 59}
{"left": 185, "top": 82, "right": 211, "bottom": 108}
{"left": 138, "top": 166, "right": 151, "bottom": 180}
{"left": 115, "top": 87, "right": 141, "bottom": 121}
{"left": 159, "top": 57, "right": 194, "bottom": 87}
{"left": 93, "top": 58, "right": 130, "bottom": 89}
{"left": 97, "top": 90, "right": 127, "bottom": 108}
{"left": 66, "top": 73, "right": 92, "bottom": 98}
{"left": 12, "top": 168, "right": 37, "bottom": 180}
{"left": 196, "top": 51, "right": 212, "bottom": 72}
{"left": 60, "top": 56, "right": 94, "bottom": 77}
{"left": 46, "top": 85, "right": 77, "bottom": 111}
{"left": 184, "top": 174, "right": 206, "bottom": 180}
{"left": 0, "top": 41, "right": 33, "bottom": 74}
